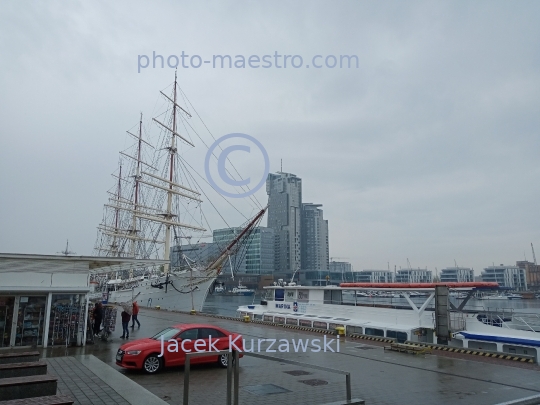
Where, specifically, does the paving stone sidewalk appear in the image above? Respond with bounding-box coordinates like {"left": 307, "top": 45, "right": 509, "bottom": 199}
{"left": 42, "top": 309, "right": 540, "bottom": 405}
{"left": 46, "top": 357, "right": 130, "bottom": 405}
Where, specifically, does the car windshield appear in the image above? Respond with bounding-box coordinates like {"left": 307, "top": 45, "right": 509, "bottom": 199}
{"left": 151, "top": 327, "right": 181, "bottom": 340}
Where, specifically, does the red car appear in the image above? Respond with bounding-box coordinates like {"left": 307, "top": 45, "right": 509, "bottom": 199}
{"left": 115, "top": 323, "right": 243, "bottom": 374}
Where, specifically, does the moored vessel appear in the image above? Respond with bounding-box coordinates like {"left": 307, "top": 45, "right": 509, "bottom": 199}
{"left": 238, "top": 282, "right": 540, "bottom": 361}
{"left": 224, "top": 282, "right": 255, "bottom": 296}
{"left": 92, "top": 73, "right": 267, "bottom": 312}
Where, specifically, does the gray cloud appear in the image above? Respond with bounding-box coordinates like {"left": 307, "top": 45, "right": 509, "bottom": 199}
{"left": 1, "top": 0, "right": 539, "bottom": 274}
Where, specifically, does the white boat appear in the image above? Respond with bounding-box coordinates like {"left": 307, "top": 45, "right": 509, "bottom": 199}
{"left": 214, "top": 285, "right": 225, "bottom": 294}
{"left": 449, "top": 291, "right": 468, "bottom": 299}
{"left": 92, "top": 73, "right": 267, "bottom": 312}
{"left": 506, "top": 293, "right": 522, "bottom": 300}
{"left": 477, "top": 294, "right": 508, "bottom": 300}
{"left": 230, "top": 283, "right": 255, "bottom": 296}
{"left": 238, "top": 282, "right": 540, "bottom": 361}
{"left": 221, "top": 282, "right": 255, "bottom": 296}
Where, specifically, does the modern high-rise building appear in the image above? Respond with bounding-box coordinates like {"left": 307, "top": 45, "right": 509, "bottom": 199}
{"left": 212, "top": 226, "right": 275, "bottom": 275}
{"left": 301, "top": 203, "right": 329, "bottom": 271}
{"left": 440, "top": 267, "right": 474, "bottom": 283}
{"left": 266, "top": 172, "right": 302, "bottom": 273}
{"left": 481, "top": 265, "right": 527, "bottom": 290}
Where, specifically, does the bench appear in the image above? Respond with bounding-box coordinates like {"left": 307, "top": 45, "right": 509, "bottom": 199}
{"left": 0, "top": 375, "right": 57, "bottom": 401}
{"left": 0, "top": 353, "right": 40, "bottom": 366}
{"left": 384, "top": 343, "right": 432, "bottom": 355}
{"left": 0, "top": 395, "right": 74, "bottom": 405}
{"left": 0, "top": 362, "right": 47, "bottom": 379}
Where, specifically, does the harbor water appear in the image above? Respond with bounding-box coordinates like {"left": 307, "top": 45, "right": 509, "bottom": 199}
{"left": 203, "top": 292, "right": 262, "bottom": 316}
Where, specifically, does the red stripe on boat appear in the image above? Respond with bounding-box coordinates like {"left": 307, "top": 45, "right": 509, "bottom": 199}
{"left": 339, "top": 282, "right": 499, "bottom": 288}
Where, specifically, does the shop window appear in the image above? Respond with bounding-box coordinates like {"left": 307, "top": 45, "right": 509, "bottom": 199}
{"left": 0, "top": 296, "right": 15, "bottom": 348}
{"left": 48, "top": 294, "right": 84, "bottom": 347}
{"left": 16, "top": 296, "right": 47, "bottom": 347}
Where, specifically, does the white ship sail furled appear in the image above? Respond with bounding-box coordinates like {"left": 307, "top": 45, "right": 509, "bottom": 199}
{"left": 93, "top": 73, "right": 267, "bottom": 311}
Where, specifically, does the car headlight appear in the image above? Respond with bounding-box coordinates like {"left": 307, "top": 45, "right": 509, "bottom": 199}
{"left": 126, "top": 350, "right": 141, "bottom": 355}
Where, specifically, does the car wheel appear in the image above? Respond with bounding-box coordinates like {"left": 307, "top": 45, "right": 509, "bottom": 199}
{"left": 143, "top": 354, "right": 163, "bottom": 374}
{"left": 218, "top": 352, "right": 236, "bottom": 368}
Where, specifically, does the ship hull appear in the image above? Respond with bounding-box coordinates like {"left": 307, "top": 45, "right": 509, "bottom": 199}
{"left": 108, "top": 272, "right": 215, "bottom": 312}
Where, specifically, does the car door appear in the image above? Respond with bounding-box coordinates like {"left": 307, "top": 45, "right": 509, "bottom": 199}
{"left": 167, "top": 327, "right": 198, "bottom": 366}
{"left": 197, "top": 328, "right": 228, "bottom": 363}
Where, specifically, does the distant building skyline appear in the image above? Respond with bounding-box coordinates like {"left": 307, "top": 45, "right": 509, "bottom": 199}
{"left": 395, "top": 269, "right": 433, "bottom": 283}
{"left": 440, "top": 267, "right": 474, "bottom": 283}
{"left": 354, "top": 270, "right": 395, "bottom": 283}
{"left": 481, "top": 265, "right": 527, "bottom": 291}
{"left": 212, "top": 226, "right": 275, "bottom": 275}
{"left": 170, "top": 242, "right": 219, "bottom": 269}
{"left": 516, "top": 261, "right": 540, "bottom": 291}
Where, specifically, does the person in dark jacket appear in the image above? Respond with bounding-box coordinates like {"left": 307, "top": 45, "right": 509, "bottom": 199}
{"left": 120, "top": 310, "right": 131, "bottom": 339}
{"left": 92, "top": 303, "right": 103, "bottom": 336}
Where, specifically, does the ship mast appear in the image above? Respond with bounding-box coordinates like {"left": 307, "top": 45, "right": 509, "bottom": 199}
{"left": 163, "top": 72, "right": 178, "bottom": 274}
{"left": 95, "top": 74, "right": 206, "bottom": 270}
{"left": 130, "top": 112, "right": 143, "bottom": 258}
{"left": 111, "top": 164, "right": 122, "bottom": 256}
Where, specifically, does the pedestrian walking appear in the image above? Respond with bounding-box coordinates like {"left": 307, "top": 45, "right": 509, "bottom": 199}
{"left": 120, "top": 309, "right": 131, "bottom": 339}
{"left": 131, "top": 302, "right": 140, "bottom": 328}
{"left": 92, "top": 302, "right": 103, "bottom": 336}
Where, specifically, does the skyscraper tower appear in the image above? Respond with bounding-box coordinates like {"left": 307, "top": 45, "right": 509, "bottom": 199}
{"left": 266, "top": 172, "right": 302, "bottom": 273}
{"left": 301, "top": 203, "right": 329, "bottom": 271}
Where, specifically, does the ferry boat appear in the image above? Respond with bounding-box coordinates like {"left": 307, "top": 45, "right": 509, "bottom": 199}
{"left": 238, "top": 282, "right": 540, "bottom": 361}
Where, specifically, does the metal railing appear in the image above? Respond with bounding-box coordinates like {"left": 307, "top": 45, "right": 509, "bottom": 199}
{"left": 183, "top": 350, "right": 238, "bottom": 405}
{"left": 182, "top": 349, "right": 353, "bottom": 405}
{"left": 511, "top": 313, "right": 540, "bottom": 332}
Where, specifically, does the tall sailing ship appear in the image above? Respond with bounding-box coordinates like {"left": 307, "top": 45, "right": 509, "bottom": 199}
{"left": 93, "top": 73, "right": 266, "bottom": 312}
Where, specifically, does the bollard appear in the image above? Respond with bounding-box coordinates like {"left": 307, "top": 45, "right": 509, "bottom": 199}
{"left": 155, "top": 305, "right": 161, "bottom": 310}
{"left": 190, "top": 309, "right": 196, "bottom": 315}
{"left": 243, "top": 315, "right": 251, "bottom": 323}
{"left": 335, "top": 326, "right": 345, "bottom": 336}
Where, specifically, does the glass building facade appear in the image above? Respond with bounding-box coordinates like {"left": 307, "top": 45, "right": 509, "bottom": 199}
{"left": 266, "top": 172, "right": 302, "bottom": 273}
{"left": 213, "top": 227, "right": 275, "bottom": 275}
{"left": 170, "top": 243, "right": 219, "bottom": 269}
{"left": 440, "top": 267, "right": 474, "bottom": 282}
{"left": 301, "top": 203, "right": 329, "bottom": 271}
{"left": 481, "top": 265, "right": 527, "bottom": 290}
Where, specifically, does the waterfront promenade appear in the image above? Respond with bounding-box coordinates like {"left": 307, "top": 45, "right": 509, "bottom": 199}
{"left": 35, "top": 308, "right": 540, "bottom": 405}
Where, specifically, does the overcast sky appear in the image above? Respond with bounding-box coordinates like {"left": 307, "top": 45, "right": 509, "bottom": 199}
{"left": 1, "top": 1, "right": 539, "bottom": 275}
